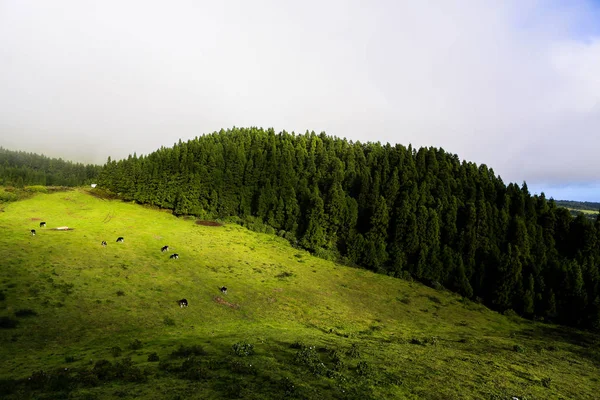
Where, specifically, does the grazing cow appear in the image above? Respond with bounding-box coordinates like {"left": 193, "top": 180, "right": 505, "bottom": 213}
{"left": 30, "top": 229, "right": 36, "bottom": 236}
{"left": 39, "top": 222, "right": 46, "bottom": 228}
{"left": 220, "top": 286, "right": 228, "bottom": 295}
{"left": 116, "top": 237, "right": 124, "bottom": 243}
{"left": 177, "top": 299, "right": 188, "bottom": 308}
{"left": 170, "top": 253, "right": 179, "bottom": 259}
{"left": 101, "top": 241, "right": 107, "bottom": 247}
{"left": 161, "top": 245, "right": 169, "bottom": 252}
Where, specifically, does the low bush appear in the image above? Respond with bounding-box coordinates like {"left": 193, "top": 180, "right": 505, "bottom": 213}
{"left": 170, "top": 344, "right": 207, "bottom": 358}
{"left": 0, "top": 316, "right": 18, "bottom": 329}
{"left": 232, "top": 342, "right": 255, "bottom": 357}
{"left": 541, "top": 377, "right": 552, "bottom": 388}
{"left": 15, "top": 308, "right": 37, "bottom": 317}
{"left": 356, "top": 361, "right": 372, "bottom": 377}
{"left": 128, "top": 339, "right": 143, "bottom": 350}
{"left": 293, "top": 345, "right": 327, "bottom": 376}
{"left": 110, "top": 346, "right": 123, "bottom": 357}
{"left": 513, "top": 344, "right": 525, "bottom": 353}
{"left": 147, "top": 352, "right": 160, "bottom": 362}
{"left": 346, "top": 343, "right": 361, "bottom": 358}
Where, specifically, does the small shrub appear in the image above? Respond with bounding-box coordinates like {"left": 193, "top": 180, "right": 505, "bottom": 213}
{"left": 275, "top": 271, "right": 294, "bottom": 279}
{"left": 356, "top": 361, "right": 372, "bottom": 377}
{"left": 232, "top": 342, "right": 255, "bottom": 357}
{"left": 116, "top": 290, "right": 125, "bottom": 297}
{"left": 410, "top": 338, "right": 424, "bottom": 345}
{"left": 513, "top": 344, "right": 525, "bottom": 353}
{"left": 346, "top": 343, "right": 361, "bottom": 358}
{"left": 93, "top": 360, "right": 114, "bottom": 380}
{"left": 0, "top": 316, "right": 18, "bottom": 329}
{"left": 128, "top": 339, "right": 143, "bottom": 350}
{"left": 428, "top": 296, "right": 442, "bottom": 304}
{"left": 0, "top": 291, "right": 5, "bottom": 301}
{"left": 280, "top": 377, "right": 296, "bottom": 397}
{"left": 110, "top": 346, "right": 123, "bottom": 357}
{"left": 290, "top": 341, "right": 304, "bottom": 349}
{"left": 15, "top": 308, "right": 37, "bottom": 317}
{"left": 65, "top": 355, "right": 76, "bottom": 363}
{"left": 400, "top": 271, "right": 413, "bottom": 282}
{"left": 75, "top": 369, "right": 100, "bottom": 387}
{"left": 170, "top": 344, "right": 207, "bottom": 358}
{"left": 541, "top": 377, "right": 552, "bottom": 388}
{"left": 503, "top": 309, "right": 518, "bottom": 318}
{"left": 229, "top": 359, "right": 257, "bottom": 375}
{"left": 163, "top": 316, "right": 176, "bottom": 326}
{"left": 329, "top": 350, "right": 345, "bottom": 371}
{"left": 399, "top": 297, "right": 411, "bottom": 305}
{"left": 158, "top": 359, "right": 178, "bottom": 372}
{"left": 147, "top": 352, "right": 160, "bottom": 362}
{"left": 294, "top": 345, "right": 327, "bottom": 376}
{"left": 180, "top": 357, "right": 209, "bottom": 381}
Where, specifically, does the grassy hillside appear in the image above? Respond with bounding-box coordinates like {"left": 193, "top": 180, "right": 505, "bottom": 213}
{"left": 0, "top": 189, "right": 599, "bottom": 399}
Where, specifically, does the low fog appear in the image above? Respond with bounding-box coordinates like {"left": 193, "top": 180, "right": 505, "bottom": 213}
{"left": 1, "top": 1, "right": 599, "bottom": 199}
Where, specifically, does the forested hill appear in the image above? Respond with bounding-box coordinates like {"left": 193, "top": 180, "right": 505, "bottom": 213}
{"left": 0, "top": 147, "right": 101, "bottom": 187}
{"left": 97, "top": 127, "right": 600, "bottom": 331}
{"left": 556, "top": 200, "right": 600, "bottom": 211}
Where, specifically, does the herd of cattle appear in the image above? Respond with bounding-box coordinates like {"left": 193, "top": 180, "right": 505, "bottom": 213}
{"left": 29, "top": 221, "right": 229, "bottom": 308}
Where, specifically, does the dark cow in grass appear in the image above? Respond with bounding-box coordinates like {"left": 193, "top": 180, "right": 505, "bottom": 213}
{"left": 39, "top": 222, "right": 46, "bottom": 228}
{"left": 101, "top": 241, "right": 107, "bottom": 247}
{"left": 116, "top": 237, "right": 124, "bottom": 243}
{"left": 30, "top": 229, "right": 36, "bottom": 236}
{"left": 177, "top": 299, "right": 188, "bottom": 308}
{"left": 170, "top": 253, "right": 179, "bottom": 259}
{"left": 161, "top": 245, "right": 169, "bottom": 252}
{"left": 220, "top": 286, "right": 228, "bottom": 295}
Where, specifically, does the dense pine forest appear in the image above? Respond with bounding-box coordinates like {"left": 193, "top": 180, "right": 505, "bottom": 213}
{"left": 0, "top": 147, "right": 101, "bottom": 187}
{"left": 73, "top": 128, "right": 600, "bottom": 331}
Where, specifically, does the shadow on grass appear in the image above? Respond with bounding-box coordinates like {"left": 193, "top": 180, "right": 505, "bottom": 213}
{"left": 518, "top": 323, "right": 600, "bottom": 366}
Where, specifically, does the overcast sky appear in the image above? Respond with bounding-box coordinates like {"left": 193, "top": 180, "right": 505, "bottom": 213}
{"left": 1, "top": 1, "right": 599, "bottom": 201}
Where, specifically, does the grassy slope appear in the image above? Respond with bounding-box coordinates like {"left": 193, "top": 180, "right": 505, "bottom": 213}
{"left": 0, "top": 189, "right": 599, "bottom": 399}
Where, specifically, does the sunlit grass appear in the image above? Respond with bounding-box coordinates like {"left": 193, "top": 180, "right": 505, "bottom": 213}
{"left": 0, "top": 188, "right": 598, "bottom": 399}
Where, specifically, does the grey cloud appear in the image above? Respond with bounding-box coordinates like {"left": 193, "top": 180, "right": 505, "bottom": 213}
{"left": 0, "top": 0, "right": 599, "bottom": 188}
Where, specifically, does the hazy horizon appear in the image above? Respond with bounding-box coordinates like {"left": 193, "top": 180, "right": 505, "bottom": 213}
{"left": 1, "top": 1, "right": 599, "bottom": 201}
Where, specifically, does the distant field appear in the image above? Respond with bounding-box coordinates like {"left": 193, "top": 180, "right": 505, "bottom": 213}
{"left": 1, "top": 189, "right": 599, "bottom": 399}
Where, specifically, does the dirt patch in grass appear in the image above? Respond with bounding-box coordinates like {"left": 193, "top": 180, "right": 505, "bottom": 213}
{"left": 30, "top": 217, "right": 42, "bottom": 221}
{"left": 213, "top": 296, "right": 240, "bottom": 309}
{"left": 196, "top": 220, "right": 223, "bottom": 227}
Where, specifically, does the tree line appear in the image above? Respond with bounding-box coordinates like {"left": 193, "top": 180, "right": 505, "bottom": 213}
{"left": 93, "top": 127, "right": 598, "bottom": 331}
{"left": 0, "top": 147, "right": 101, "bottom": 187}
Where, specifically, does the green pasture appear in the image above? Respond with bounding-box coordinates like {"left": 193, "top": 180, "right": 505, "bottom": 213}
{"left": 0, "top": 189, "right": 598, "bottom": 399}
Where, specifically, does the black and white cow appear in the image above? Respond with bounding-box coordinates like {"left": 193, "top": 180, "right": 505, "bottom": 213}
{"left": 161, "top": 245, "right": 169, "bottom": 252}
{"left": 30, "top": 229, "right": 36, "bottom": 236}
{"left": 177, "top": 298, "right": 188, "bottom": 308}
{"left": 39, "top": 222, "right": 46, "bottom": 228}
{"left": 170, "top": 253, "right": 179, "bottom": 259}
{"left": 101, "top": 241, "right": 107, "bottom": 247}
{"left": 219, "top": 286, "right": 228, "bottom": 295}
{"left": 116, "top": 237, "right": 124, "bottom": 243}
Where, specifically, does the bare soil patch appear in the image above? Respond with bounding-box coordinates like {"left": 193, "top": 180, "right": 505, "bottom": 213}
{"left": 213, "top": 296, "right": 240, "bottom": 309}
{"left": 196, "top": 220, "right": 223, "bottom": 227}
{"left": 30, "top": 217, "right": 42, "bottom": 221}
